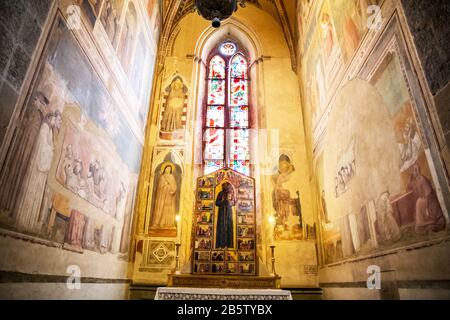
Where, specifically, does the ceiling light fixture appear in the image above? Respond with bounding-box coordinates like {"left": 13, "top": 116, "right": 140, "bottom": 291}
{"left": 195, "top": 0, "right": 246, "bottom": 28}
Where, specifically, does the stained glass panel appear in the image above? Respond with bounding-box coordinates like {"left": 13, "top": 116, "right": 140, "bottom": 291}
{"left": 220, "top": 42, "right": 237, "bottom": 56}
{"left": 230, "top": 106, "right": 249, "bottom": 128}
{"left": 208, "top": 80, "right": 225, "bottom": 105}
{"left": 230, "top": 54, "right": 247, "bottom": 79}
{"left": 229, "top": 129, "right": 250, "bottom": 160}
{"left": 230, "top": 78, "right": 248, "bottom": 106}
{"left": 230, "top": 160, "right": 250, "bottom": 176}
{"left": 204, "top": 129, "right": 224, "bottom": 159}
{"left": 204, "top": 160, "right": 225, "bottom": 175}
{"left": 209, "top": 55, "right": 225, "bottom": 79}
{"left": 206, "top": 106, "right": 225, "bottom": 128}
{"left": 204, "top": 44, "right": 251, "bottom": 176}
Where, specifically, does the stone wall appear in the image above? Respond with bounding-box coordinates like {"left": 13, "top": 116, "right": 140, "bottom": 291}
{"left": 0, "top": 0, "right": 53, "bottom": 146}
{"left": 401, "top": 0, "right": 450, "bottom": 172}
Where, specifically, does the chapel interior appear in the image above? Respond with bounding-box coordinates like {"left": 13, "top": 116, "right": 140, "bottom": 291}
{"left": 0, "top": 0, "right": 449, "bottom": 300}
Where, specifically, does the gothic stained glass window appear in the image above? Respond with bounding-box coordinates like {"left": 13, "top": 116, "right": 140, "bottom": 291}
{"left": 206, "top": 106, "right": 225, "bottom": 128}
{"left": 230, "top": 54, "right": 247, "bottom": 79}
{"left": 230, "top": 78, "right": 248, "bottom": 106}
{"left": 204, "top": 129, "right": 224, "bottom": 159}
{"left": 230, "top": 106, "right": 249, "bottom": 128}
{"left": 209, "top": 55, "right": 225, "bottom": 79}
{"left": 203, "top": 43, "right": 251, "bottom": 176}
{"left": 220, "top": 42, "right": 237, "bottom": 56}
{"left": 208, "top": 80, "right": 225, "bottom": 105}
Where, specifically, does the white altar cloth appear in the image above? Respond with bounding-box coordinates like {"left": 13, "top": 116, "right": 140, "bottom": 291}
{"left": 155, "top": 287, "right": 292, "bottom": 300}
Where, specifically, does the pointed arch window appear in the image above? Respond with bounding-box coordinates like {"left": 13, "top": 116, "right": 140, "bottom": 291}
{"left": 203, "top": 42, "right": 250, "bottom": 176}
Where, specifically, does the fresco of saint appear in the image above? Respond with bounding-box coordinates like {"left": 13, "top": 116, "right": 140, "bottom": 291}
{"left": 215, "top": 182, "right": 235, "bottom": 249}
{"left": 151, "top": 164, "right": 178, "bottom": 229}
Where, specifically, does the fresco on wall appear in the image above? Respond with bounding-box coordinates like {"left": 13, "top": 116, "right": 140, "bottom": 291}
{"left": 147, "top": 0, "right": 161, "bottom": 40}
{"left": 317, "top": 47, "right": 448, "bottom": 265}
{"left": 78, "top": 0, "right": 159, "bottom": 130}
{"left": 118, "top": 1, "right": 138, "bottom": 74}
{"left": 159, "top": 76, "right": 188, "bottom": 140}
{"left": 78, "top": 0, "right": 103, "bottom": 26}
{"left": 130, "top": 33, "right": 156, "bottom": 126}
{"left": 100, "top": 0, "right": 125, "bottom": 47}
{"left": 148, "top": 153, "right": 182, "bottom": 237}
{"left": 0, "top": 15, "right": 141, "bottom": 257}
{"left": 271, "top": 155, "right": 316, "bottom": 241}
{"left": 327, "top": 0, "right": 380, "bottom": 63}
{"left": 56, "top": 122, "right": 130, "bottom": 219}
{"left": 301, "top": 0, "right": 381, "bottom": 130}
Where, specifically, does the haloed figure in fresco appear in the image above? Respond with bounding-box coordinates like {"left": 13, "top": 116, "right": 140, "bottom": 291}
{"left": 151, "top": 164, "right": 177, "bottom": 229}
{"left": 215, "top": 182, "right": 235, "bottom": 249}
{"left": 15, "top": 111, "right": 62, "bottom": 233}
{"left": 407, "top": 164, "right": 446, "bottom": 234}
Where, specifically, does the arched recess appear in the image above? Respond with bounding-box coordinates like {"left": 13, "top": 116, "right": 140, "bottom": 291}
{"left": 144, "top": 149, "right": 185, "bottom": 234}
{"left": 181, "top": 17, "right": 271, "bottom": 266}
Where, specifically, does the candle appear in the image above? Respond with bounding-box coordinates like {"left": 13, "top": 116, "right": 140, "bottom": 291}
{"left": 268, "top": 215, "right": 276, "bottom": 246}
{"left": 175, "top": 214, "right": 181, "bottom": 244}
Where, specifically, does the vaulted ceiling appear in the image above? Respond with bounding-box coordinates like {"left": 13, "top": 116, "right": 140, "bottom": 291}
{"left": 158, "top": 0, "right": 298, "bottom": 72}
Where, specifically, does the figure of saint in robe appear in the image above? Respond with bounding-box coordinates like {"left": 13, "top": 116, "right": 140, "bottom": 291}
{"left": 272, "top": 156, "right": 296, "bottom": 228}
{"left": 215, "top": 182, "right": 235, "bottom": 249}
{"left": 151, "top": 164, "right": 177, "bottom": 228}
{"left": 15, "top": 111, "right": 62, "bottom": 233}
{"left": 407, "top": 164, "right": 446, "bottom": 234}
{"left": 161, "top": 78, "right": 185, "bottom": 132}
{"left": 0, "top": 92, "right": 47, "bottom": 214}
{"left": 65, "top": 210, "right": 86, "bottom": 251}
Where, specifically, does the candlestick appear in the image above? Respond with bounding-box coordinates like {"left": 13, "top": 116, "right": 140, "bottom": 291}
{"left": 174, "top": 242, "right": 181, "bottom": 275}
{"left": 174, "top": 214, "right": 181, "bottom": 275}
{"left": 268, "top": 215, "right": 276, "bottom": 246}
{"left": 175, "top": 214, "right": 181, "bottom": 243}
{"left": 270, "top": 244, "right": 277, "bottom": 277}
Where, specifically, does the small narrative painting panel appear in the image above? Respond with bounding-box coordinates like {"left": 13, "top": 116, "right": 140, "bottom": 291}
{"left": 193, "top": 168, "right": 256, "bottom": 276}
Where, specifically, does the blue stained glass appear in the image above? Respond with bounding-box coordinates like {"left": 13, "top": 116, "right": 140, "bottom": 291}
{"left": 230, "top": 54, "right": 247, "bottom": 79}
{"left": 230, "top": 78, "right": 248, "bottom": 106}
{"left": 208, "top": 80, "right": 225, "bottom": 105}
{"left": 230, "top": 106, "right": 249, "bottom": 128}
{"left": 204, "top": 160, "right": 224, "bottom": 175}
{"left": 230, "top": 160, "right": 250, "bottom": 176}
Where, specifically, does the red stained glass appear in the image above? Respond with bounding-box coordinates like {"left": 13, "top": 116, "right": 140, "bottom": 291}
{"left": 229, "top": 129, "right": 250, "bottom": 160}
{"left": 206, "top": 106, "right": 225, "bottom": 128}
{"left": 230, "top": 78, "right": 248, "bottom": 106}
{"left": 203, "top": 43, "right": 251, "bottom": 176}
{"left": 230, "top": 54, "right": 247, "bottom": 79}
{"left": 230, "top": 160, "right": 250, "bottom": 176}
{"left": 204, "top": 129, "right": 224, "bottom": 159}
{"left": 230, "top": 106, "right": 249, "bottom": 128}
{"left": 209, "top": 55, "right": 225, "bottom": 79}
{"left": 208, "top": 80, "right": 225, "bottom": 105}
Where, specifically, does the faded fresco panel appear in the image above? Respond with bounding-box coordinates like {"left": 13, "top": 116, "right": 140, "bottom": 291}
{"left": 0, "top": 15, "right": 141, "bottom": 258}
{"left": 100, "top": 0, "right": 125, "bottom": 47}
{"left": 319, "top": 49, "right": 448, "bottom": 264}
{"left": 49, "top": 18, "right": 142, "bottom": 172}
{"left": 148, "top": 152, "right": 182, "bottom": 238}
